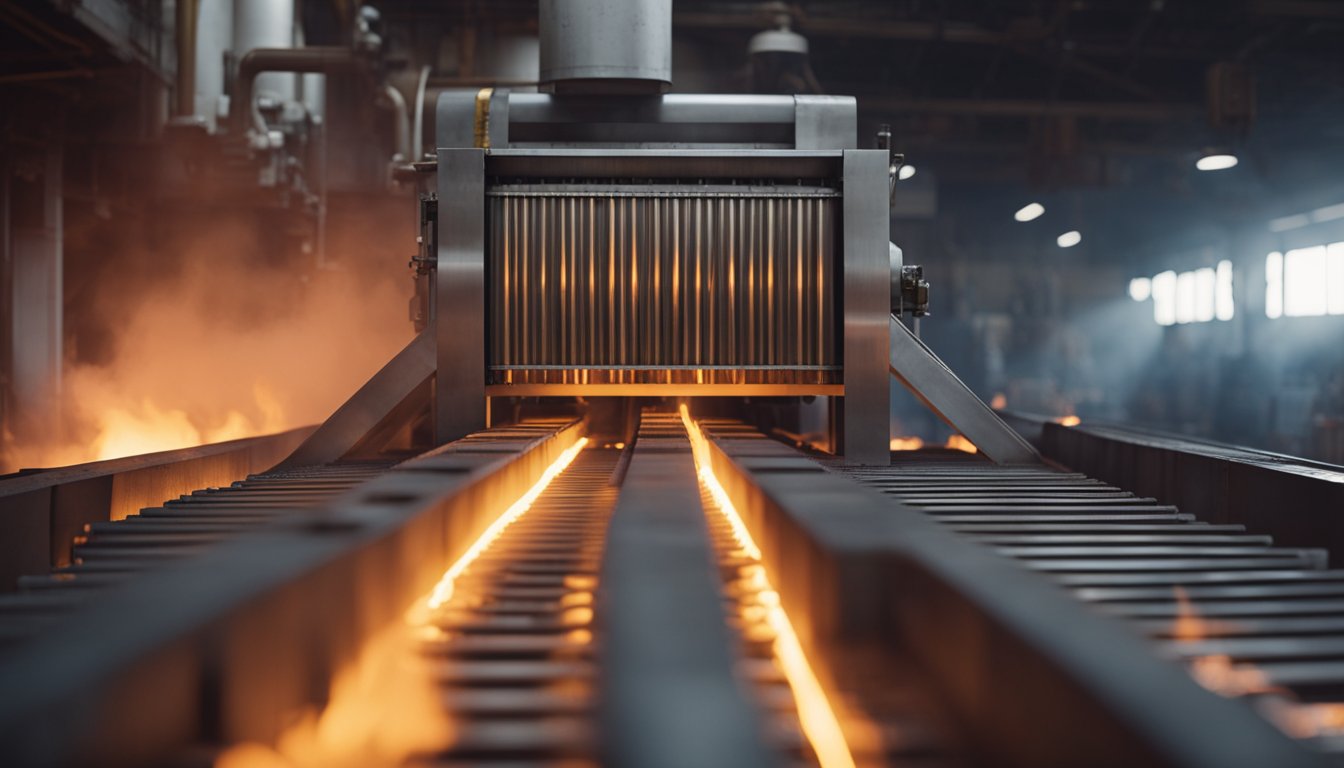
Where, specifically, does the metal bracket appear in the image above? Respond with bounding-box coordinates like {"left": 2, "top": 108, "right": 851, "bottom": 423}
{"left": 275, "top": 330, "right": 435, "bottom": 469}
{"left": 888, "top": 316, "right": 1040, "bottom": 465}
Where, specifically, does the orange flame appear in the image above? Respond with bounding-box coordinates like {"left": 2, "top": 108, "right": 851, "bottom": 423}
{"left": 945, "top": 434, "right": 978, "bottom": 454}
{"left": 1057, "top": 415, "right": 1081, "bottom": 427}
{"left": 213, "top": 626, "right": 452, "bottom": 768}
{"left": 681, "top": 405, "right": 856, "bottom": 768}
{"left": 889, "top": 436, "right": 924, "bottom": 451}
{"left": 990, "top": 393, "right": 1007, "bottom": 410}
{"left": 216, "top": 438, "right": 589, "bottom": 768}
{"left": 2, "top": 221, "right": 412, "bottom": 474}
{"left": 1172, "top": 587, "right": 1272, "bottom": 696}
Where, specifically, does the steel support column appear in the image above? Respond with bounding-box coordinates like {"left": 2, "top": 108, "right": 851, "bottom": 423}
{"left": 435, "top": 148, "right": 487, "bottom": 444}
{"left": 4, "top": 130, "right": 63, "bottom": 459}
{"left": 841, "top": 150, "right": 890, "bottom": 465}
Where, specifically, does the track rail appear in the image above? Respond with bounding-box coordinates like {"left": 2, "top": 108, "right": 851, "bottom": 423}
{"left": 3, "top": 413, "right": 1340, "bottom": 767}
{"left": 838, "top": 451, "right": 1344, "bottom": 759}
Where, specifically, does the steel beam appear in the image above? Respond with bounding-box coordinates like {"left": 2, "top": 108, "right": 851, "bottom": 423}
{"left": 890, "top": 317, "right": 1040, "bottom": 465}
{"left": 0, "top": 420, "right": 583, "bottom": 766}
{"left": 0, "top": 428, "right": 313, "bottom": 592}
{"left": 276, "top": 330, "right": 434, "bottom": 469}
{"left": 435, "top": 149, "right": 488, "bottom": 444}
{"left": 598, "top": 418, "right": 775, "bottom": 768}
{"left": 700, "top": 422, "right": 1325, "bottom": 768}
{"left": 840, "top": 151, "right": 890, "bottom": 466}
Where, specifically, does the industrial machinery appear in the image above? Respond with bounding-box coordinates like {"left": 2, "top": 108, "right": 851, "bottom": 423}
{"left": 281, "top": 0, "right": 1037, "bottom": 470}
{"left": 5, "top": 2, "right": 1344, "bottom": 768}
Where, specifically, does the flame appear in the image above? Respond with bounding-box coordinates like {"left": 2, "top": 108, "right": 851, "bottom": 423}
{"left": 86, "top": 384, "right": 289, "bottom": 462}
{"left": 213, "top": 625, "right": 452, "bottom": 768}
{"left": 990, "top": 393, "right": 1007, "bottom": 410}
{"left": 1171, "top": 586, "right": 1274, "bottom": 696}
{"left": 1260, "top": 699, "right": 1344, "bottom": 739}
{"left": 1172, "top": 585, "right": 1344, "bottom": 738}
{"left": 1057, "top": 415, "right": 1081, "bottom": 427}
{"left": 945, "top": 434, "right": 978, "bottom": 454}
{"left": 1171, "top": 586, "right": 1204, "bottom": 642}
{"left": 215, "top": 436, "right": 589, "bottom": 767}
{"left": 2, "top": 223, "right": 413, "bottom": 474}
{"left": 419, "top": 436, "right": 589, "bottom": 615}
{"left": 889, "top": 436, "right": 925, "bottom": 451}
{"left": 680, "top": 405, "right": 856, "bottom": 768}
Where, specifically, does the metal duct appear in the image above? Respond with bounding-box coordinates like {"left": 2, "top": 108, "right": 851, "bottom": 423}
{"left": 487, "top": 185, "right": 839, "bottom": 386}
{"left": 539, "top": 0, "right": 672, "bottom": 93}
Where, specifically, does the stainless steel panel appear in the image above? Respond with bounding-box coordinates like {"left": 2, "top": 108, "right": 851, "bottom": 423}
{"left": 794, "top": 95, "right": 858, "bottom": 149}
{"left": 486, "top": 186, "right": 839, "bottom": 387}
{"left": 436, "top": 149, "right": 488, "bottom": 443}
{"left": 539, "top": 0, "right": 671, "bottom": 91}
{"left": 507, "top": 93, "right": 797, "bottom": 125}
{"left": 484, "top": 149, "right": 843, "bottom": 179}
{"left": 841, "top": 151, "right": 891, "bottom": 465}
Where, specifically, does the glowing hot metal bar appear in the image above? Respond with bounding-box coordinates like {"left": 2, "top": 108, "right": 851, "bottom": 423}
{"left": 679, "top": 404, "right": 857, "bottom": 768}
{"left": 421, "top": 436, "right": 589, "bottom": 613}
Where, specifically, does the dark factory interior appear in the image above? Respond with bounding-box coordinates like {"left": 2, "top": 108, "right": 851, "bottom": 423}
{"left": 2, "top": 1, "right": 1344, "bottom": 766}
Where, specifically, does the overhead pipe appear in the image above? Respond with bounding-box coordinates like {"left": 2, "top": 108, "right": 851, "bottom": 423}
{"left": 379, "top": 82, "right": 411, "bottom": 163}
{"left": 231, "top": 46, "right": 360, "bottom": 136}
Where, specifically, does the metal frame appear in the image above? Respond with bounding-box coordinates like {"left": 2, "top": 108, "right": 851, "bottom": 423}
{"left": 0, "top": 420, "right": 585, "bottom": 765}
{"left": 435, "top": 149, "right": 488, "bottom": 444}
{"left": 841, "top": 151, "right": 892, "bottom": 465}
{"left": 598, "top": 416, "right": 775, "bottom": 767}
{"left": 277, "top": 330, "right": 435, "bottom": 469}
{"left": 701, "top": 422, "right": 1325, "bottom": 768}
{"left": 889, "top": 317, "right": 1040, "bottom": 464}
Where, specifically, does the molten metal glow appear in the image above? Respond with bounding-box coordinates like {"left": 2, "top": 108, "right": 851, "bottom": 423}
{"left": 889, "top": 436, "right": 925, "bottom": 451}
{"left": 945, "top": 434, "right": 978, "bottom": 454}
{"left": 423, "top": 437, "right": 589, "bottom": 612}
{"left": 680, "top": 405, "right": 856, "bottom": 768}
{"left": 1057, "top": 415, "right": 1081, "bottom": 427}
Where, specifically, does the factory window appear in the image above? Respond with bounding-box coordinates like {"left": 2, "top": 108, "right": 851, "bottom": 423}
{"left": 1265, "top": 242, "right": 1344, "bottom": 318}
{"left": 1133, "top": 261, "right": 1234, "bottom": 326}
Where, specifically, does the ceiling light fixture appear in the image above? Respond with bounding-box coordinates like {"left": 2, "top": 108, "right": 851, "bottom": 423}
{"left": 1014, "top": 202, "right": 1045, "bottom": 222}
{"left": 1057, "top": 230, "right": 1082, "bottom": 248}
{"left": 1196, "top": 152, "right": 1239, "bottom": 171}
{"left": 898, "top": 164, "right": 916, "bottom": 181}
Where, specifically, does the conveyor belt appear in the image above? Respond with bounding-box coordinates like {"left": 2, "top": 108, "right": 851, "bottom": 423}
{"left": 410, "top": 447, "right": 617, "bottom": 765}
{"left": 0, "top": 461, "right": 389, "bottom": 648}
{"left": 406, "top": 419, "right": 853, "bottom": 766}
{"left": 837, "top": 450, "right": 1344, "bottom": 757}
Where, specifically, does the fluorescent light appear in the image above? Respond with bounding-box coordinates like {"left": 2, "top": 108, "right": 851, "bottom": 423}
{"left": 1056, "top": 230, "right": 1081, "bottom": 248}
{"left": 1328, "top": 243, "right": 1344, "bottom": 316}
{"left": 1129, "top": 277, "right": 1151, "bottom": 301}
{"left": 1014, "top": 202, "right": 1045, "bottom": 222}
{"left": 1153, "top": 271, "right": 1177, "bottom": 326}
{"left": 1216, "top": 261, "right": 1235, "bottom": 321}
{"left": 1285, "top": 245, "right": 1329, "bottom": 317}
{"left": 1193, "top": 267, "right": 1216, "bottom": 322}
{"left": 1266, "top": 252, "right": 1283, "bottom": 319}
{"left": 1175, "top": 270, "right": 1196, "bottom": 323}
{"left": 1269, "top": 214, "right": 1311, "bottom": 233}
{"left": 1312, "top": 203, "right": 1344, "bottom": 224}
{"left": 1196, "top": 153, "right": 1239, "bottom": 171}
{"left": 898, "top": 164, "right": 916, "bottom": 181}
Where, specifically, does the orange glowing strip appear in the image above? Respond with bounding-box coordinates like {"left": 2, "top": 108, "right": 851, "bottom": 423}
{"left": 679, "top": 405, "right": 857, "bottom": 768}
{"left": 421, "top": 437, "right": 589, "bottom": 613}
